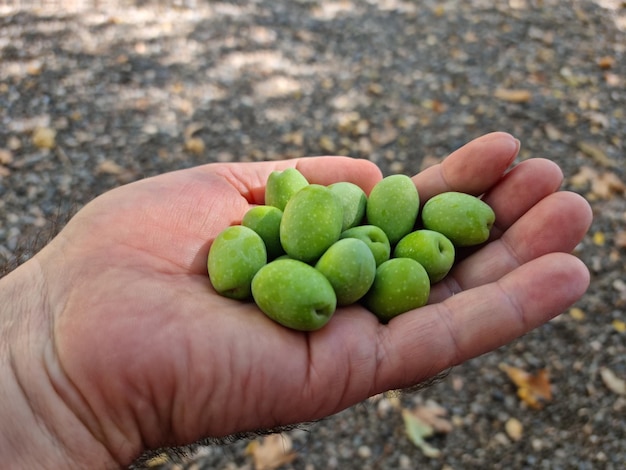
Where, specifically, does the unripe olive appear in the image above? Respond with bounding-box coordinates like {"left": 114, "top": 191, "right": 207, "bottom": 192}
{"left": 207, "top": 225, "right": 267, "bottom": 300}
{"left": 252, "top": 259, "right": 337, "bottom": 331}
{"left": 280, "top": 184, "right": 344, "bottom": 263}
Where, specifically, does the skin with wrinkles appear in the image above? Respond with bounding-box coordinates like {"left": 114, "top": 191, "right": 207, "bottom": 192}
{"left": 0, "top": 133, "right": 592, "bottom": 469}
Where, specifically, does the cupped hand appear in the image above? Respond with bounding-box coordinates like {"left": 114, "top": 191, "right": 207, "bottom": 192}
{"left": 7, "top": 132, "right": 592, "bottom": 467}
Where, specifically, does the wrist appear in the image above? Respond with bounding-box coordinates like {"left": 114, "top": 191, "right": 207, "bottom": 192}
{"left": 0, "top": 258, "right": 118, "bottom": 468}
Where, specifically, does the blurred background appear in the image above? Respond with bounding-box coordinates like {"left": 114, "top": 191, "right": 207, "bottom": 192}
{"left": 1, "top": 1, "right": 624, "bottom": 468}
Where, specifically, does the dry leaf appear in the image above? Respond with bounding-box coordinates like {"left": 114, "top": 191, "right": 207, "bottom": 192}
{"left": 569, "top": 165, "right": 596, "bottom": 189}
{"left": 319, "top": 135, "right": 336, "bottom": 153}
{"left": 591, "top": 172, "right": 626, "bottom": 199}
{"left": 371, "top": 122, "right": 399, "bottom": 147}
{"left": 183, "top": 122, "right": 204, "bottom": 139}
{"left": 569, "top": 307, "right": 586, "bottom": 321}
{"left": 577, "top": 141, "right": 618, "bottom": 167}
{"left": 32, "top": 127, "right": 56, "bottom": 149}
{"left": 411, "top": 401, "right": 453, "bottom": 434}
{"left": 494, "top": 89, "right": 532, "bottom": 103}
{"left": 593, "top": 231, "right": 606, "bottom": 246}
{"left": 7, "top": 135, "right": 21, "bottom": 150}
{"left": 612, "top": 319, "right": 626, "bottom": 333}
{"left": 544, "top": 123, "right": 563, "bottom": 141}
{"left": 97, "top": 159, "right": 126, "bottom": 175}
{"left": 280, "top": 131, "right": 304, "bottom": 146}
{"left": 245, "top": 434, "right": 297, "bottom": 470}
{"left": 96, "top": 160, "right": 136, "bottom": 183}
{"left": 616, "top": 231, "right": 626, "bottom": 249}
{"left": 500, "top": 363, "right": 553, "bottom": 409}
{"left": 401, "top": 409, "right": 442, "bottom": 459}
{"left": 27, "top": 61, "right": 43, "bottom": 75}
{"left": 597, "top": 56, "right": 615, "bottom": 69}
{"left": 605, "top": 72, "right": 620, "bottom": 87}
{"left": 367, "top": 83, "right": 384, "bottom": 95}
{"left": 569, "top": 166, "right": 625, "bottom": 199}
{"left": 0, "top": 148, "right": 13, "bottom": 165}
{"left": 144, "top": 453, "right": 170, "bottom": 467}
{"left": 505, "top": 417, "right": 524, "bottom": 442}
{"left": 600, "top": 367, "right": 626, "bottom": 396}
{"left": 184, "top": 137, "right": 205, "bottom": 155}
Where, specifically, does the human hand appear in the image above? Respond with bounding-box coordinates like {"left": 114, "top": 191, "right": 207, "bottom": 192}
{"left": 0, "top": 132, "right": 591, "bottom": 468}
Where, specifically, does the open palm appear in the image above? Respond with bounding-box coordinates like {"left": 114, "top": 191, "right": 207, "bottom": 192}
{"left": 31, "top": 132, "right": 591, "bottom": 466}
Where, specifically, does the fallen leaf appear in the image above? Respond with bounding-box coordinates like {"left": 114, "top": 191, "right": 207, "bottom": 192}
{"left": 500, "top": 363, "right": 553, "bottom": 409}
{"left": 401, "top": 409, "right": 442, "bottom": 459}
{"left": 411, "top": 400, "right": 453, "bottom": 434}
{"left": 319, "top": 135, "right": 336, "bottom": 153}
{"left": 544, "top": 123, "right": 563, "bottom": 141}
{"left": 612, "top": 319, "right": 626, "bottom": 333}
{"left": 367, "top": 83, "right": 384, "bottom": 96}
{"left": 494, "top": 89, "right": 532, "bottom": 103}
{"left": 593, "top": 231, "right": 606, "bottom": 246}
{"left": 27, "top": 61, "right": 43, "bottom": 75}
{"left": 183, "top": 122, "right": 204, "bottom": 139}
{"left": 568, "top": 166, "right": 626, "bottom": 199}
{"left": 505, "top": 417, "right": 524, "bottom": 442}
{"left": 144, "top": 453, "right": 170, "bottom": 467}
{"left": 371, "top": 122, "right": 398, "bottom": 147}
{"left": 97, "top": 159, "right": 126, "bottom": 175}
{"left": 7, "top": 135, "right": 21, "bottom": 150}
{"left": 32, "top": 127, "right": 56, "bottom": 149}
{"left": 597, "top": 56, "right": 615, "bottom": 69}
{"left": 587, "top": 111, "right": 609, "bottom": 129}
{"left": 605, "top": 72, "right": 620, "bottom": 87}
{"left": 96, "top": 160, "right": 136, "bottom": 183}
{"left": 592, "top": 172, "right": 626, "bottom": 199}
{"left": 569, "top": 307, "right": 586, "bottom": 321}
{"left": 184, "top": 137, "right": 205, "bottom": 155}
{"left": 0, "top": 148, "right": 13, "bottom": 165}
{"left": 616, "top": 231, "right": 626, "bottom": 249}
{"left": 577, "top": 141, "right": 618, "bottom": 167}
{"left": 569, "top": 165, "right": 596, "bottom": 189}
{"left": 280, "top": 131, "right": 304, "bottom": 146}
{"left": 509, "top": 0, "right": 528, "bottom": 9}
{"left": 613, "top": 279, "right": 626, "bottom": 295}
{"left": 600, "top": 367, "right": 626, "bottom": 396}
{"left": 245, "top": 434, "right": 297, "bottom": 470}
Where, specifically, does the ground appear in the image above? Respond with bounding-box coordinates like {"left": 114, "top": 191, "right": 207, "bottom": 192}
{"left": 0, "top": 1, "right": 625, "bottom": 469}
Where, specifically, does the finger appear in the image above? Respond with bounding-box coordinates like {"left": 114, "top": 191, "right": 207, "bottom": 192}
{"left": 372, "top": 252, "right": 589, "bottom": 391}
{"left": 413, "top": 132, "right": 520, "bottom": 202}
{"left": 483, "top": 158, "right": 563, "bottom": 235}
{"left": 430, "top": 191, "right": 592, "bottom": 303}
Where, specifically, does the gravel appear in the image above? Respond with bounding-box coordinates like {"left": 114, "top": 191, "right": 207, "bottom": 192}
{"left": 1, "top": 1, "right": 624, "bottom": 469}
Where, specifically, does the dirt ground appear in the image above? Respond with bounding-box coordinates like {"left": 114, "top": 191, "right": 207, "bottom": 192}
{"left": 1, "top": 1, "right": 625, "bottom": 469}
